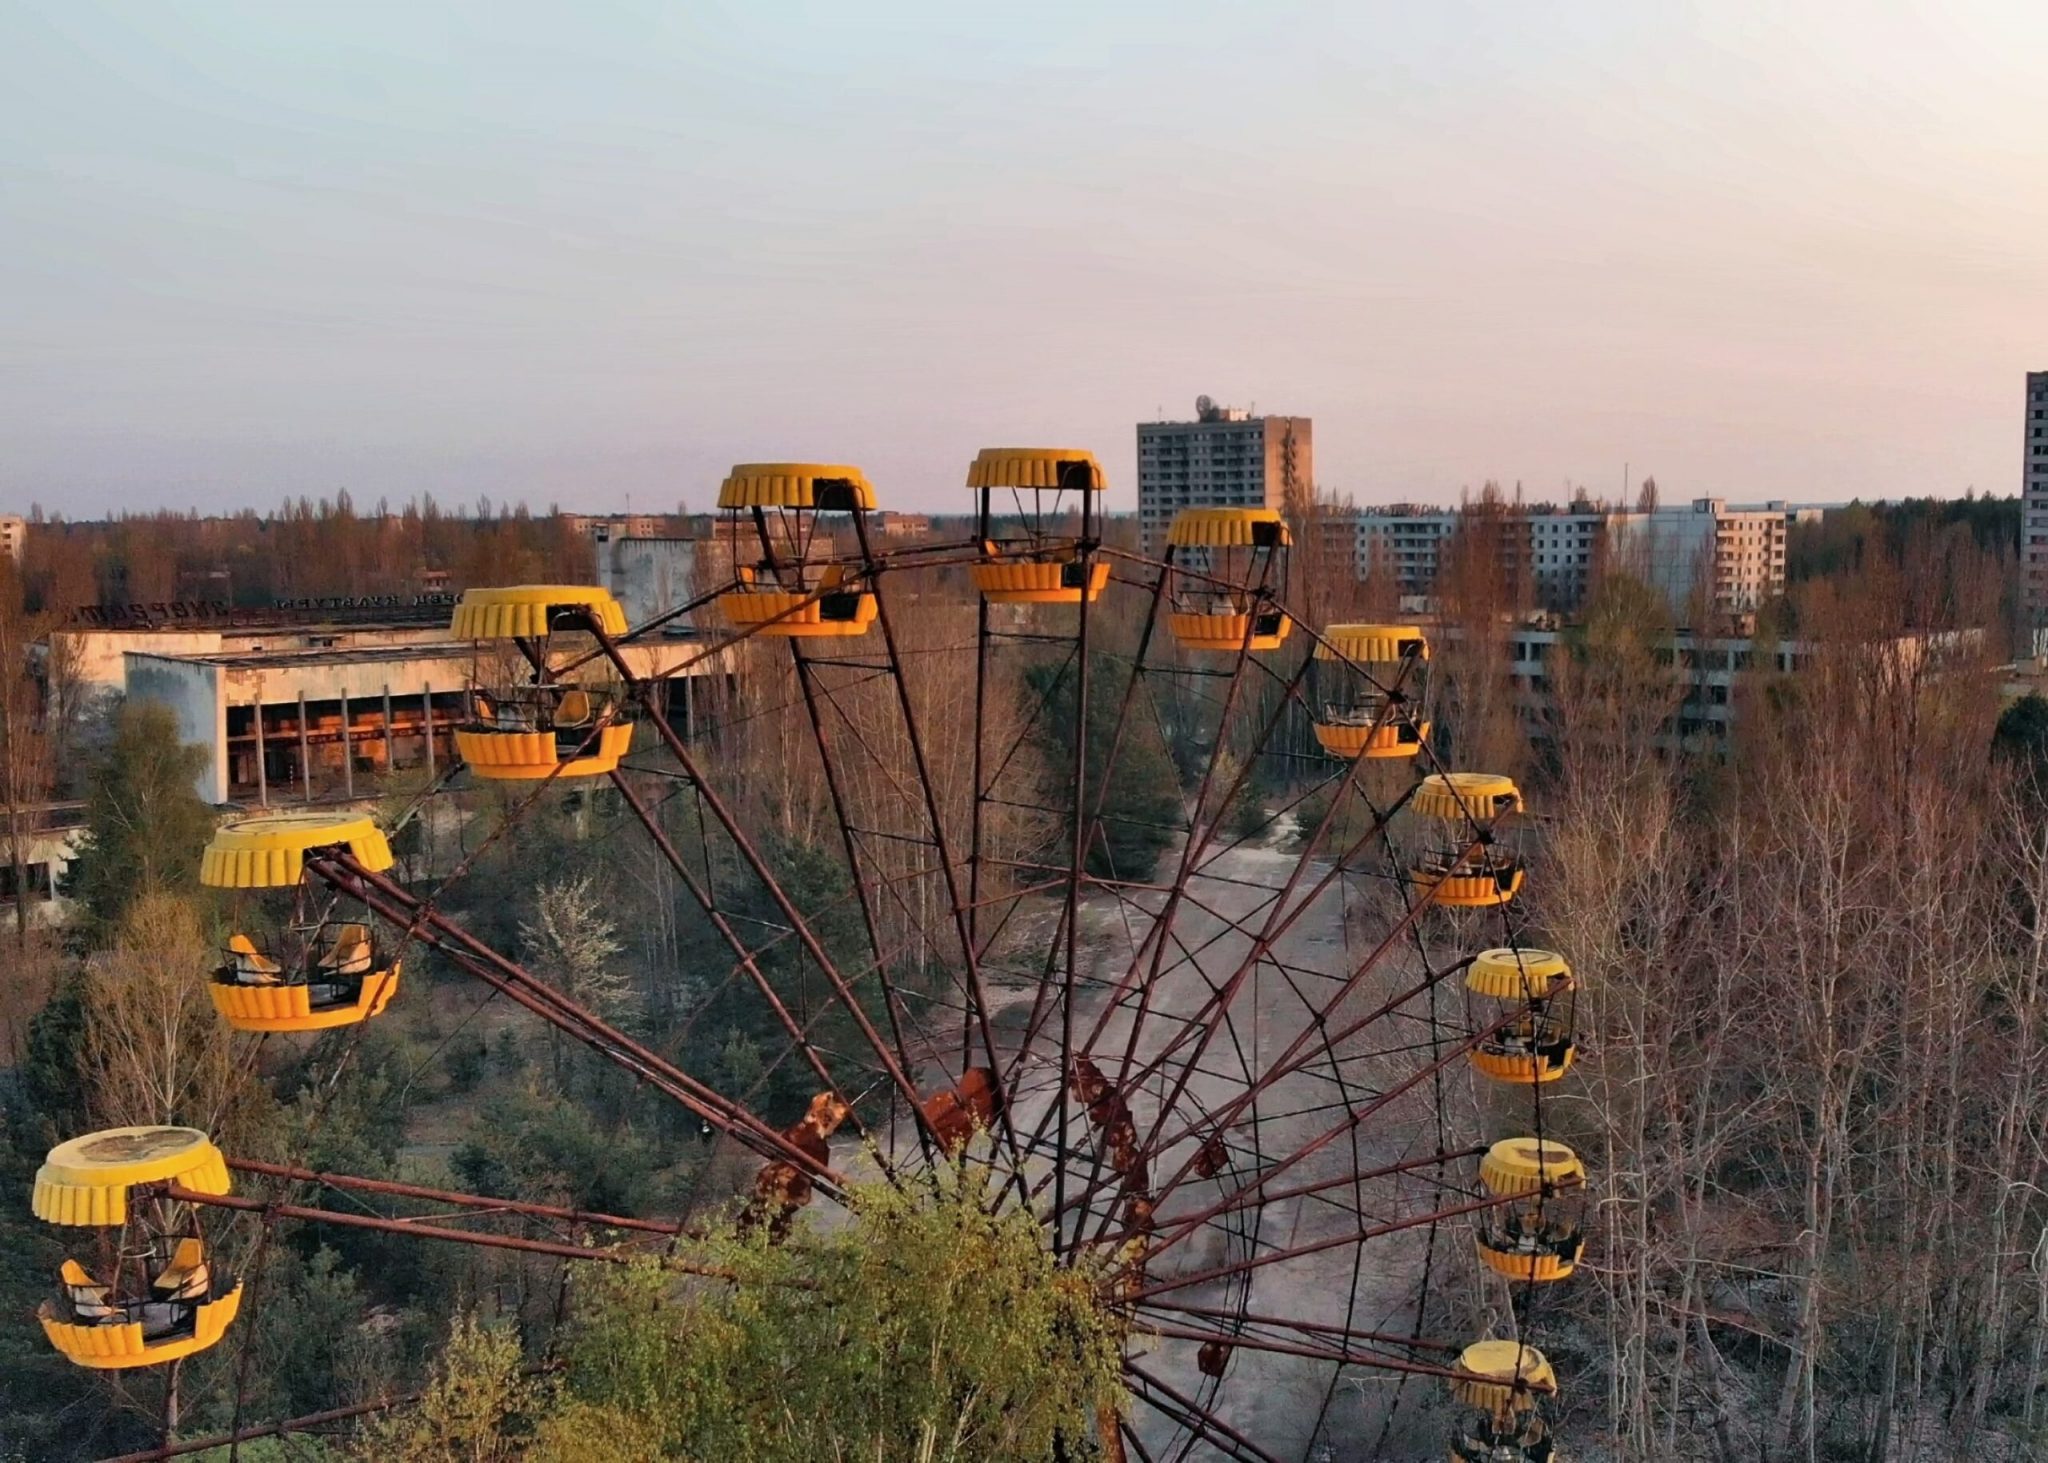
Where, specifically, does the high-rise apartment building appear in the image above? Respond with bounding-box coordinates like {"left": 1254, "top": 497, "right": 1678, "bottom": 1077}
{"left": 1602, "top": 498, "right": 1789, "bottom": 615}
{"left": 1338, "top": 496, "right": 1794, "bottom": 619}
{"left": 0, "top": 515, "right": 24, "bottom": 564}
{"left": 1351, "top": 507, "right": 1458, "bottom": 594}
{"left": 2026, "top": 371, "right": 2048, "bottom": 622}
{"left": 1136, "top": 397, "right": 1312, "bottom": 558}
{"left": 1524, "top": 504, "right": 1610, "bottom": 611}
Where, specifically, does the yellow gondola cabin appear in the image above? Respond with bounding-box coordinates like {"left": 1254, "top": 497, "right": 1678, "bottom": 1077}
{"left": 1474, "top": 1137, "right": 1587, "bottom": 1284}
{"left": 1311, "top": 623, "right": 1432, "bottom": 759}
{"left": 200, "top": 812, "right": 402, "bottom": 1033}
{"left": 34, "top": 1127, "right": 243, "bottom": 1369}
{"left": 966, "top": 448, "right": 1111, "bottom": 605}
{"left": 1465, "top": 947, "right": 1577, "bottom": 1085}
{"left": 1448, "top": 1340, "right": 1559, "bottom": 1463}
{"left": 451, "top": 585, "right": 636, "bottom": 778}
{"left": 716, "top": 464, "right": 880, "bottom": 637}
{"left": 1164, "top": 508, "right": 1292, "bottom": 652}
{"left": 1408, "top": 772, "right": 1525, "bottom": 908}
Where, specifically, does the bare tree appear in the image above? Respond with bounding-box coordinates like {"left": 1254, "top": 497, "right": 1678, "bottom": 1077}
{"left": 522, "top": 875, "right": 631, "bottom": 1086}
{"left": 79, "top": 892, "right": 253, "bottom": 1138}
{"left": 0, "top": 563, "right": 55, "bottom": 945}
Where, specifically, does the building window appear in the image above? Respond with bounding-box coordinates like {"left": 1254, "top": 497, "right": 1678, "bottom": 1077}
{"left": 0, "top": 861, "right": 53, "bottom": 903}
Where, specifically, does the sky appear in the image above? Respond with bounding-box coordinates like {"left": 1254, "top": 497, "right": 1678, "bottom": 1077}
{"left": 2, "top": 2, "right": 2045, "bottom": 518}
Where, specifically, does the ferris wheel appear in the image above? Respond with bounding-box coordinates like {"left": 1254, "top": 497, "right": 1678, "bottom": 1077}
{"left": 32, "top": 452, "right": 1589, "bottom": 1463}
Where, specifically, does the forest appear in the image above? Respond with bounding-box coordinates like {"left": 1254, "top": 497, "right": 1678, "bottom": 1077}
{"left": 0, "top": 494, "right": 2043, "bottom": 1462}
{"left": 7, "top": 496, "right": 608, "bottom": 616}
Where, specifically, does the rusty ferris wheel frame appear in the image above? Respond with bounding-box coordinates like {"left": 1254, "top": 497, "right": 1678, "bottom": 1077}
{"left": 110, "top": 475, "right": 1570, "bottom": 1463}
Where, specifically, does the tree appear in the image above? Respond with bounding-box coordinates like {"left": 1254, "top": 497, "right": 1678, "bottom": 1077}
{"left": 538, "top": 1168, "right": 1126, "bottom": 1462}
{"left": 521, "top": 876, "right": 630, "bottom": 1023}
{"left": 65, "top": 701, "right": 212, "bottom": 939}
{"left": 354, "top": 1314, "right": 534, "bottom": 1463}
{"left": 0, "top": 560, "right": 55, "bottom": 945}
{"left": 1432, "top": 483, "right": 1529, "bottom": 776}
{"left": 1544, "top": 568, "right": 1684, "bottom": 756}
{"left": 452, "top": 1089, "right": 657, "bottom": 1218}
{"left": 78, "top": 891, "right": 253, "bottom": 1136}
{"left": 1993, "top": 692, "right": 2048, "bottom": 790}
{"left": 520, "top": 875, "right": 630, "bottom": 1089}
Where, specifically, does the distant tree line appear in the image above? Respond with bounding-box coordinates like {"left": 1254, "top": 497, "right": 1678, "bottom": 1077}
{"left": 10, "top": 494, "right": 624, "bottom": 615}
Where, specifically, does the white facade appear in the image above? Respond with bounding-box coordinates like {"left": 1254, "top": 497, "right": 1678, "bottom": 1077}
{"left": 1609, "top": 498, "right": 1789, "bottom": 616}
{"left": 1, "top": 808, "right": 85, "bottom": 927}
{"left": 1524, "top": 508, "right": 1610, "bottom": 610}
{"left": 1351, "top": 508, "right": 1457, "bottom": 592}
{"left": 1336, "top": 498, "right": 1791, "bottom": 616}
{"left": 126, "top": 643, "right": 476, "bottom": 806}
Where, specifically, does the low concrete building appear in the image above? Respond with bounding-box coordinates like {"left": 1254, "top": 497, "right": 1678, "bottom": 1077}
{"left": 1494, "top": 622, "right": 1981, "bottom": 752}
{"left": 874, "top": 512, "right": 933, "bottom": 539}
{"left": 126, "top": 638, "right": 735, "bottom": 805}
{"left": 1, "top": 802, "right": 87, "bottom": 928}
{"left": 52, "top": 610, "right": 456, "bottom": 693}
{"left": 565, "top": 513, "right": 669, "bottom": 542}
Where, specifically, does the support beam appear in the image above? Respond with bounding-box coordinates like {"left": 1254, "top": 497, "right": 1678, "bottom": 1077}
{"left": 297, "top": 691, "right": 312, "bottom": 804}
{"left": 339, "top": 686, "right": 354, "bottom": 799}
{"left": 588, "top": 632, "right": 945, "bottom": 1150}
{"left": 251, "top": 697, "right": 267, "bottom": 808}
{"left": 313, "top": 854, "right": 852, "bottom": 1188}
{"left": 166, "top": 1185, "right": 654, "bottom": 1266}
{"left": 224, "top": 1158, "right": 688, "bottom": 1236}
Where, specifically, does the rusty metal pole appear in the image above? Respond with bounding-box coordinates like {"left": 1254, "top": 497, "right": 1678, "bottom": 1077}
{"left": 224, "top": 1157, "right": 687, "bottom": 1236}
{"left": 251, "top": 699, "right": 267, "bottom": 807}
{"left": 297, "top": 691, "right": 312, "bottom": 804}
{"left": 338, "top": 686, "right": 353, "bottom": 799}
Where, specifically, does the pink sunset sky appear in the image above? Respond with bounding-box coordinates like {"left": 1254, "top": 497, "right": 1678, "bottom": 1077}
{"left": 2, "top": 2, "right": 2045, "bottom": 516}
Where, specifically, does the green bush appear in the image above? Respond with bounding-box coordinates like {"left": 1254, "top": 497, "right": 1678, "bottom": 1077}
{"left": 541, "top": 1166, "right": 1126, "bottom": 1461}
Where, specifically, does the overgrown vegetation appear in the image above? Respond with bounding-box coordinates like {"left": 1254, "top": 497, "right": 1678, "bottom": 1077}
{"left": 351, "top": 1172, "right": 1127, "bottom": 1463}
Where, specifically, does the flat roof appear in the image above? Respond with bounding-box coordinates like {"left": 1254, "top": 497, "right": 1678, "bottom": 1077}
{"left": 131, "top": 642, "right": 477, "bottom": 670}
{"left": 59, "top": 616, "right": 453, "bottom": 637}
{"left": 128, "top": 637, "right": 729, "bottom": 674}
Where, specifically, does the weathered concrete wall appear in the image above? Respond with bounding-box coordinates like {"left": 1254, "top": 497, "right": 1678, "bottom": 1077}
{"left": 124, "top": 653, "right": 230, "bottom": 803}
{"left": 56, "top": 624, "right": 453, "bottom": 691}
{"left": 59, "top": 630, "right": 227, "bottom": 689}
{"left": 601, "top": 537, "right": 695, "bottom": 626}
{"left": 219, "top": 652, "right": 467, "bottom": 710}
